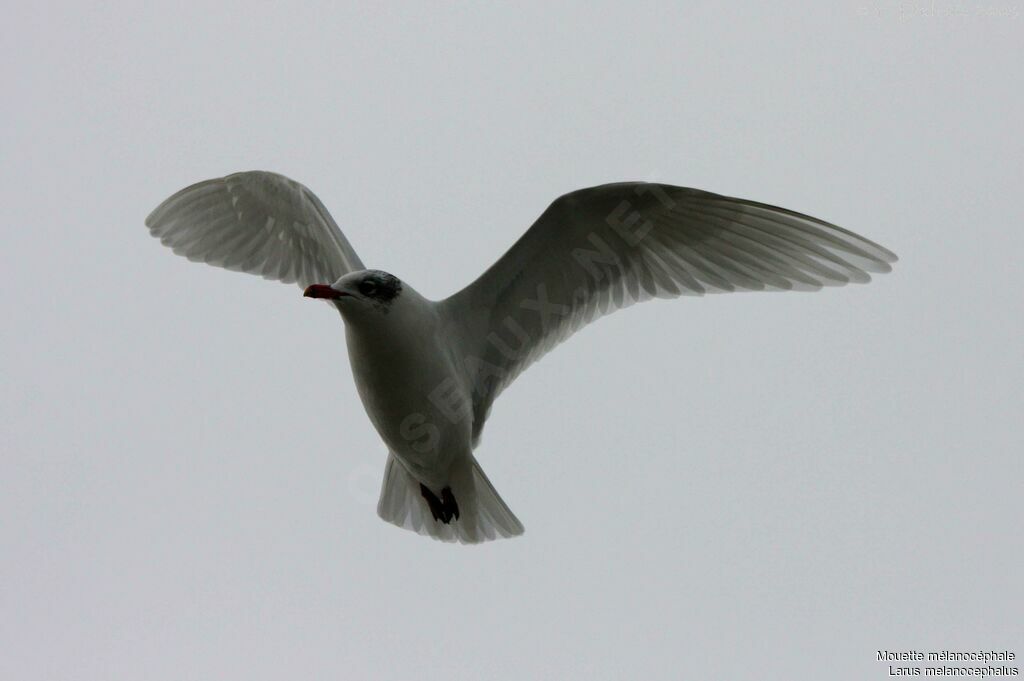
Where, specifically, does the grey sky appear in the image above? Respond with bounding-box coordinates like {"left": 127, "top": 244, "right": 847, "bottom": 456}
{"left": 2, "top": 2, "right": 1021, "bottom": 679}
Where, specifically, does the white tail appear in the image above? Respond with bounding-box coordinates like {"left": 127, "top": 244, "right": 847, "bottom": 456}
{"left": 376, "top": 453, "right": 524, "bottom": 544}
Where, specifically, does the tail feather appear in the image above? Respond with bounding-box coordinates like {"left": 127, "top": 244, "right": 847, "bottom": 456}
{"left": 376, "top": 453, "right": 524, "bottom": 544}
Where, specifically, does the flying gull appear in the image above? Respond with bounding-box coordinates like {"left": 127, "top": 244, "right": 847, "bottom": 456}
{"left": 146, "top": 171, "right": 897, "bottom": 544}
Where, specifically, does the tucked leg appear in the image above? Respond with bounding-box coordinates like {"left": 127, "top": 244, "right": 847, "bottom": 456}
{"left": 420, "top": 484, "right": 446, "bottom": 522}
{"left": 441, "top": 487, "right": 460, "bottom": 521}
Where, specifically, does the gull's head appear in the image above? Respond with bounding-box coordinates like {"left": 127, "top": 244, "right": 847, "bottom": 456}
{"left": 303, "top": 269, "right": 405, "bottom": 318}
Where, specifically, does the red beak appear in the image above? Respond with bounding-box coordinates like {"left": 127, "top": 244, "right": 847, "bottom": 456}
{"left": 303, "top": 284, "right": 347, "bottom": 300}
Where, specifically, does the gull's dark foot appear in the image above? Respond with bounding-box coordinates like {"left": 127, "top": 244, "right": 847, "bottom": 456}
{"left": 420, "top": 484, "right": 461, "bottom": 524}
{"left": 420, "top": 484, "right": 446, "bottom": 522}
{"left": 441, "top": 487, "right": 460, "bottom": 521}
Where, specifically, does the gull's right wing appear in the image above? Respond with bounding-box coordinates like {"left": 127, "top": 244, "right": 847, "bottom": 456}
{"left": 146, "top": 171, "right": 364, "bottom": 288}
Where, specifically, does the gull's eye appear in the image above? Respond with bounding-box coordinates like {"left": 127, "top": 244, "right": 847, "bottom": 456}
{"left": 358, "top": 280, "right": 377, "bottom": 297}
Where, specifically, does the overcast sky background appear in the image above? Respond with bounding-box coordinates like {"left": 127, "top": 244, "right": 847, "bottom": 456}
{"left": 3, "top": 2, "right": 1022, "bottom": 680}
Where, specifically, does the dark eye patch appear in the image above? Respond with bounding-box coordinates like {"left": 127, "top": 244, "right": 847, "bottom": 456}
{"left": 358, "top": 270, "right": 403, "bottom": 304}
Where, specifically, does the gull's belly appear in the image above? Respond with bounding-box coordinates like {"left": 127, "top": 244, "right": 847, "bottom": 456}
{"left": 346, "top": 329, "right": 471, "bottom": 481}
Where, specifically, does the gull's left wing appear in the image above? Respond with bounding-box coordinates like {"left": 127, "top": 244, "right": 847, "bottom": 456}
{"left": 440, "top": 182, "right": 897, "bottom": 443}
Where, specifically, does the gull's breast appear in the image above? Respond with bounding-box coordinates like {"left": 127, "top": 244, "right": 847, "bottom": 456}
{"left": 344, "top": 324, "right": 472, "bottom": 474}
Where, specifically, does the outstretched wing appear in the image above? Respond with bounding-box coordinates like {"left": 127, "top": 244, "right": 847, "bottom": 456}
{"left": 146, "top": 171, "right": 364, "bottom": 288}
{"left": 441, "top": 182, "right": 897, "bottom": 443}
